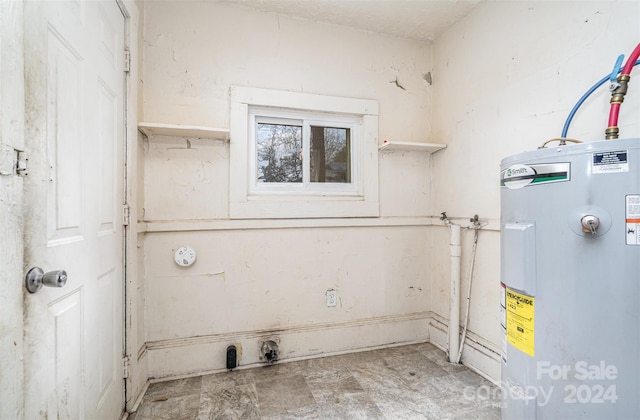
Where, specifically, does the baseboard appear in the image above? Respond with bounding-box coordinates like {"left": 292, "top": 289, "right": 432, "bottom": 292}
{"left": 143, "top": 311, "right": 501, "bottom": 384}
{"left": 428, "top": 313, "right": 500, "bottom": 383}
{"left": 125, "top": 379, "right": 149, "bottom": 416}
{"left": 146, "top": 311, "right": 431, "bottom": 379}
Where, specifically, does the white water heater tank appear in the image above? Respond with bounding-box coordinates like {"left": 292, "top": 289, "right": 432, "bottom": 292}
{"left": 500, "top": 137, "right": 640, "bottom": 419}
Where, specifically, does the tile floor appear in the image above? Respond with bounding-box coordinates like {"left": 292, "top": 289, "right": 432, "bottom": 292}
{"left": 128, "top": 342, "right": 501, "bottom": 419}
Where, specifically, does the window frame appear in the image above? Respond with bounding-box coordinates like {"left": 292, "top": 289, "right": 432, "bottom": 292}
{"left": 230, "top": 86, "right": 379, "bottom": 219}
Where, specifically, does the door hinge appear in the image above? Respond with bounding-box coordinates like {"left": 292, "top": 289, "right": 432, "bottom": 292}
{"left": 123, "top": 355, "right": 131, "bottom": 379}
{"left": 123, "top": 203, "right": 131, "bottom": 226}
{"left": 123, "top": 50, "right": 131, "bottom": 73}
{"left": 16, "top": 151, "right": 28, "bottom": 176}
{"left": 0, "top": 146, "right": 26, "bottom": 176}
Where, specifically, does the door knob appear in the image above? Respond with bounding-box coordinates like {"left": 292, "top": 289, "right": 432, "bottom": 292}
{"left": 25, "top": 267, "right": 68, "bottom": 294}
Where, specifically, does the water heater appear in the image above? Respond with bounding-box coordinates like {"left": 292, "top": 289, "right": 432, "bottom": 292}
{"left": 500, "top": 137, "right": 640, "bottom": 418}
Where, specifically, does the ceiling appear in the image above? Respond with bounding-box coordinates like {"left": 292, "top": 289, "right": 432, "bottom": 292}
{"left": 217, "top": 0, "right": 484, "bottom": 42}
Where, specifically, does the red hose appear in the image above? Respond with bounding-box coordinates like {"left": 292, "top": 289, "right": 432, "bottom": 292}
{"left": 608, "top": 103, "right": 620, "bottom": 127}
{"left": 607, "top": 42, "right": 640, "bottom": 138}
{"left": 621, "top": 42, "right": 640, "bottom": 74}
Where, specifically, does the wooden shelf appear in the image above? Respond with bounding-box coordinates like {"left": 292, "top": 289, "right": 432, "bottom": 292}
{"left": 378, "top": 141, "right": 446, "bottom": 153}
{"left": 138, "top": 122, "right": 229, "bottom": 140}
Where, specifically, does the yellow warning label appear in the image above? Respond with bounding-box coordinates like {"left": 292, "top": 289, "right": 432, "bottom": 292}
{"left": 505, "top": 287, "right": 535, "bottom": 356}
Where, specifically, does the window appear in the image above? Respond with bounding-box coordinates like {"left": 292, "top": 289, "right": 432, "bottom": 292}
{"left": 255, "top": 118, "right": 303, "bottom": 184}
{"left": 230, "top": 86, "right": 379, "bottom": 219}
{"left": 255, "top": 120, "right": 351, "bottom": 185}
{"left": 249, "top": 110, "right": 357, "bottom": 195}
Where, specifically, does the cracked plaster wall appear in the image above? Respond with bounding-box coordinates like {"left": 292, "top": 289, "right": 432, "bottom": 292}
{"left": 430, "top": 0, "right": 640, "bottom": 372}
{"left": 139, "top": 1, "right": 438, "bottom": 377}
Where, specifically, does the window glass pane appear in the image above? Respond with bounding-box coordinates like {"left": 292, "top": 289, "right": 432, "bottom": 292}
{"left": 257, "top": 123, "right": 302, "bottom": 183}
{"left": 310, "top": 126, "right": 351, "bottom": 183}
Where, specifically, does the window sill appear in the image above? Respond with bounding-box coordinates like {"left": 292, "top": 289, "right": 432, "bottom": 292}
{"left": 138, "top": 122, "right": 230, "bottom": 140}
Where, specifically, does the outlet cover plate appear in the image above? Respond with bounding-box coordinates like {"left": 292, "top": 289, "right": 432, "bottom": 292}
{"left": 326, "top": 289, "right": 337, "bottom": 307}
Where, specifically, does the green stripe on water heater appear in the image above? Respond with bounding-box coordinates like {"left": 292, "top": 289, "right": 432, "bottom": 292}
{"left": 530, "top": 173, "right": 569, "bottom": 184}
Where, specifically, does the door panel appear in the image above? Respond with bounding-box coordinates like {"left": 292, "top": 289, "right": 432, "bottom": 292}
{"left": 97, "top": 268, "right": 118, "bottom": 407}
{"left": 46, "top": 27, "right": 84, "bottom": 245}
{"left": 23, "top": 1, "right": 125, "bottom": 418}
{"left": 49, "top": 291, "right": 83, "bottom": 420}
{"left": 98, "top": 82, "right": 117, "bottom": 235}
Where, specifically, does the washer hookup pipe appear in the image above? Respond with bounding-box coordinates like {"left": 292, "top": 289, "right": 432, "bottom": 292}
{"left": 606, "top": 42, "right": 640, "bottom": 139}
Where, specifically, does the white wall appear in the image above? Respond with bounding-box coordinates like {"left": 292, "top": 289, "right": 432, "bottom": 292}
{"left": 139, "top": 1, "right": 437, "bottom": 378}
{"left": 138, "top": 0, "right": 640, "bottom": 383}
{"left": 431, "top": 0, "right": 640, "bottom": 379}
{"left": 141, "top": 1, "right": 432, "bottom": 142}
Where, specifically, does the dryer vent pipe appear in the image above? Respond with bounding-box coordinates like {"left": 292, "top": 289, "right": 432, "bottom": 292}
{"left": 261, "top": 340, "right": 279, "bottom": 364}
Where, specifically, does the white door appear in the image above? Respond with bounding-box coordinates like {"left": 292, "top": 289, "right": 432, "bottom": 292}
{"left": 23, "top": 0, "right": 126, "bottom": 418}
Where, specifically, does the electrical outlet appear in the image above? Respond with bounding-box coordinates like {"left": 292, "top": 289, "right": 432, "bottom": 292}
{"left": 326, "top": 289, "right": 337, "bottom": 307}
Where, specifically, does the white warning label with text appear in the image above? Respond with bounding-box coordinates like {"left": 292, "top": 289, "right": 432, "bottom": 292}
{"left": 627, "top": 195, "right": 640, "bottom": 245}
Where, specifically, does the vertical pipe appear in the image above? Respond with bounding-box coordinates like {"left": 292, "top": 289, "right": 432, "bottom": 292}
{"left": 455, "top": 226, "right": 480, "bottom": 364}
{"left": 448, "top": 224, "right": 461, "bottom": 363}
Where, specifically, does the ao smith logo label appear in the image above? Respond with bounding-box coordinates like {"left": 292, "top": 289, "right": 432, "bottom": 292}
{"left": 506, "top": 167, "right": 531, "bottom": 177}
{"left": 506, "top": 290, "right": 533, "bottom": 306}
{"left": 501, "top": 163, "right": 570, "bottom": 189}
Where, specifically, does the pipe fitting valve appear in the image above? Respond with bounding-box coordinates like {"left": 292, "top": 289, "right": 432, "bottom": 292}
{"left": 581, "top": 215, "right": 600, "bottom": 235}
